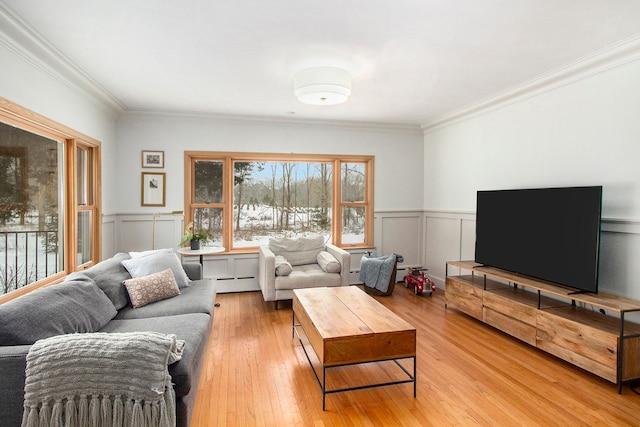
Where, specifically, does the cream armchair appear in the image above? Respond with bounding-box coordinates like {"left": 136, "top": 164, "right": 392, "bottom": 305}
{"left": 258, "top": 235, "right": 351, "bottom": 309}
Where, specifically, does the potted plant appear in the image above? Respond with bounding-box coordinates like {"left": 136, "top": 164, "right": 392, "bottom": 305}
{"left": 180, "top": 222, "right": 213, "bottom": 250}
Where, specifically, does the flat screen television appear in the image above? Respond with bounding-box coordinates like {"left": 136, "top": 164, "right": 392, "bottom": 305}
{"left": 474, "top": 186, "right": 603, "bottom": 293}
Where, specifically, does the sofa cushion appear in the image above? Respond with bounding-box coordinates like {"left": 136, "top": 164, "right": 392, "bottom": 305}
{"left": 123, "top": 268, "right": 181, "bottom": 308}
{"left": 268, "top": 235, "right": 325, "bottom": 266}
{"left": 181, "top": 262, "right": 203, "bottom": 281}
{"left": 274, "top": 255, "right": 292, "bottom": 276}
{"left": 122, "top": 250, "right": 190, "bottom": 289}
{"left": 99, "top": 313, "right": 212, "bottom": 398}
{"left": 67, "top": 252, "right": 133, "bottom": 310}
{"left": 0, "top": 344, "right": 31, "bottom": 427}
{"left": 274, "top": 264, "right": 341, "bottom": 290}
{"left": 317, "top": 251, "right": 341, "bottom": 273}
{"left": 0, "top": 279, "right": 117, "bottom": 345}
{"left": 115, "top": 280, "right": 217, "bottom": 319}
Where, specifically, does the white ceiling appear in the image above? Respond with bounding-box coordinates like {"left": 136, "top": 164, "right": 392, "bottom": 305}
{"left": 2, "top": 0, "right": 640, "bottom": 127}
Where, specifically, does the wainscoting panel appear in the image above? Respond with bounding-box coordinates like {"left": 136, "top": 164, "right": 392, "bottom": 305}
{"left": 235, "top": 256, "right": 259, "bottom": 279}
{"left": 220, "top": 255, "right": 260, "bottom": 293}
{"left": 460, "top": 219, "right": 476, "bottom": 261}
{"left": 598, "top": 229, "right": 640, "bottom": 301}
{"left": 202, "top": 256, "right": 231, "bottom": 280}
{"left": 423, "top": 211, "right": 640, "bottom": 303}
{"left": 106, "top": 211, "right": 426, "bottom": 292}
{"left": 113, "top": 213, "right": 184, "bottom": 254}
{"left": 425, "top": 215, "right": 463, "bottom": 287}
{"left": 377, "top": 213, "right": 422, "bottom": 265}
{"left": 104, "top": 212, "right": 640, "bottom": 301}
{"left": 118, "top": 218, "right": 154, "bottom": 253}
{"left": 375, "top": 211, "right": 423, "bottom": 282}
{"left": 101, "top": 215, "right": 117, "bottom": 258}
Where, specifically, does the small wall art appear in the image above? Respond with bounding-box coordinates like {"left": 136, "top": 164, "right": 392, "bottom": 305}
{"left": 141, "top": 150, "right": 164, "bottom": 168}
{"left": 141, "top": 172, "right": 166, "bottom": 206}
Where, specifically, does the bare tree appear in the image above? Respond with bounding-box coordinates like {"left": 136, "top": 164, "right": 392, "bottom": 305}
{"left": 305, "top": 163, "right": 312, "bottom": 228}
{"left": 1, "top": 262, "right": 36, "bottom": 295}
{"left": 234, "top": 162, "right": 263, "bottom": 232}
{"left": 318, "top": 163, "right": 331, "bottom": 228}
{"left": 341, "top": 163, "right": 365, "bottom": 230}
{"left": 269, "top": 163, "right": 279, "bottom": 230}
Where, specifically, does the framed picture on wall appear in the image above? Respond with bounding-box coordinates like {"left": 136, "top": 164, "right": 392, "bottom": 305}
{"left": 141, "top": 150, "right": 164, "bottom": 168}
{"left": 141, "top": 172, "right": 166, "bottom": 206}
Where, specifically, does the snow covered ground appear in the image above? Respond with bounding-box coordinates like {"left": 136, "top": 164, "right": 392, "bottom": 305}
{"left": 230, "top": 203, "right": 364, "bottom": 247}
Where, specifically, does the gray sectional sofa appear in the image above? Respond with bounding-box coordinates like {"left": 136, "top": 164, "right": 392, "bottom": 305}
{"left": 0, "top": 251, "right": 217, "bottom": 427}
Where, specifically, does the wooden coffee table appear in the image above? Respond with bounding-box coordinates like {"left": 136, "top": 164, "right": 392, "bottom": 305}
{"left": 292, "top": 286, "right": 417, "bottom": 410}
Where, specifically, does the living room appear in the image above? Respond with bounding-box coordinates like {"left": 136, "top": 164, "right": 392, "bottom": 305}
{"left": 1, "top": 1, "right": 640, "bottom": 425}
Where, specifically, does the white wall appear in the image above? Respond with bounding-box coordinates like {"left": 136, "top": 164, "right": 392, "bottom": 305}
{"left": 424, "top": 58, "right": 640, "bottom": 218}
{"left": 423, "top": 47, "right": 640, "bottom": 300}
{"left": 114, "top": 115, "right": 424, "bottom": 291}
{"left": 115, "top": 114, "right": 424, "bottom": 216}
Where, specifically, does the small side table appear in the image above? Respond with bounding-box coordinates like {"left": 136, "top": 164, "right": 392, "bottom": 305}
{"left": 176, "top": 246, "right": 225, "bottom": 265}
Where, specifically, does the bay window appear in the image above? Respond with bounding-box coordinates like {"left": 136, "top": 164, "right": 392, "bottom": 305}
{"left": 184, "top": 152, "right": 373, "bottom": 251}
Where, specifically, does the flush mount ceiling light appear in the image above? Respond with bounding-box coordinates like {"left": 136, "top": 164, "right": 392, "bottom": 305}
{"left": 294, "top": 66, "right": 352, "bottom": 105}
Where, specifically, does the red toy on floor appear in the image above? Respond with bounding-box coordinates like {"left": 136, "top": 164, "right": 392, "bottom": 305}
{"left": 403, "top": 267, "right": 436, "bottom": 296}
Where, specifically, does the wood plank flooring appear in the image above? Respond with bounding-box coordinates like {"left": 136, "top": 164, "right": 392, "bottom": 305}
{"left": 190, "top": 286, "right": 640, "bottom": 426}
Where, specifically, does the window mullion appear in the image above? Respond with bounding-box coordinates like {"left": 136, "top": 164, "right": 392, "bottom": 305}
{"left": 64, "top": 139, "right": 76, "bottom": 274}
{"left": 333, "top": 159, "right": 342, "bottom": 246}
{"left": 223, "top": 157, "right": 234, "bottom": 251}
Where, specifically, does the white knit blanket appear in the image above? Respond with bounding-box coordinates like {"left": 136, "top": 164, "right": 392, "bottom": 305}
{"left": 22, "top": 331, "right": 185, "bottom": 427}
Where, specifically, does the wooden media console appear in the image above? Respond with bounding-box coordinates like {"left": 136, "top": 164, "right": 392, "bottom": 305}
{"left": 445, "top": 260, "right": 640, "bottom": 392}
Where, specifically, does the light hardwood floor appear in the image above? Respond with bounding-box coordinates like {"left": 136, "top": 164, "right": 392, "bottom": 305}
{"left": 191, "top": 286, "right": 640, "bottom": 426}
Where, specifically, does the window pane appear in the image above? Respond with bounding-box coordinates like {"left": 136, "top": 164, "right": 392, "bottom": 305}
{"left": 341, "top": 163, "right": 365, "bottom": 202}
{"left": 194, "top": 160, "right": 223, "bottom": 204}
{"left": 233, "top": 161, "right": 332, "bottom": 247}
{"left": 77, "top": 210, "right": 92, "bottom": 265}
{"left": 342, "top": 206, "right": 366, "bottom": 245}
{"left": 0, "top": 122, "right": 63, "bottom": 294}
{"left": 76, "top": 147, "right": 93, "bottom": 206}
{"left": 193, "top": 207, "right": 223, "bottom": 246}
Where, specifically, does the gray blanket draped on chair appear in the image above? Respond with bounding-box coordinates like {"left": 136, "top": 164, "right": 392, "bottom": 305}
{"left": 22, "top": 331, "right": 184, "bottom": 427}
{"left": 359, "top": 253, "right": 403, "bottom": 293}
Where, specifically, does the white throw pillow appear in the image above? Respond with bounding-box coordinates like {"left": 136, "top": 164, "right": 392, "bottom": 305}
{"left": 269, "top": 235, "right": 325, "bottom": 266}
{"left": 317, "top": 251, "right": 341, "bottom": 273}
{"left": 128, "top": 248, "right": 174, "bottom": 259}
{"left": 121, "top": 250, "right": 190, "bottom": 288}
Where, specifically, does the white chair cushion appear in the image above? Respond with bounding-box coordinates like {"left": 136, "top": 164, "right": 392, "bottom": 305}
{"left": 268, "top": 235, "right": 325, "bottom": 266}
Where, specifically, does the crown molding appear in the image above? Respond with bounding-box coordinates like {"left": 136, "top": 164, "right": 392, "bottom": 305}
{"left": 422, "top": 34, "right": 640, "bottom": 133}
{"left": 0, "top": 3, "right": 125, "bottom": 116}
{"left": 124, "top": 109, "right": 423, "bottom": 134}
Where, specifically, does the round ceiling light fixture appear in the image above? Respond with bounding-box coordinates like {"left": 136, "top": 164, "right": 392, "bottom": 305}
{"left": 293, "top": 66, "right": 352, "bottom": 105}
